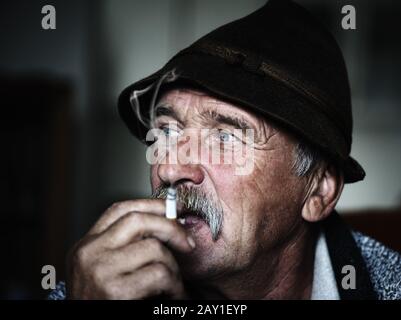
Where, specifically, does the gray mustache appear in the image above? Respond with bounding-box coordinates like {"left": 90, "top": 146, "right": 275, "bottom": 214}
{"left": 151, "top": 185, "right": 223, "bottom": 240}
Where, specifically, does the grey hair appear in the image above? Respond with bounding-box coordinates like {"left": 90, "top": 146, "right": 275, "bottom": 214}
{"left": 151, "top": 185, "right": 223, "bottom": 241}
{"left": 292, "top": 140, "right": 325, "bottom": 177}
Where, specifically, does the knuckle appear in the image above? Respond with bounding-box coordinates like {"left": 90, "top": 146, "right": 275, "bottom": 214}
{"left": 74, "top": 245, "right": 90, "bottom": 265}
{"left": 102, "top": 283, "right": 121, "bottom": 300}
{"left": 161, "top": 273, "right": 175, "bottom": 291}
{"left": 109, "top": 201, "right": 124, "bottom": 212}
{"left": 91, "top": 262, "right": 106, "bottom": 284}
{"left": 151, "top": 263, "right": 171, "bottom": 281}
{"left": 127, "top": 211, "right": 142, "bottom": 225}
{"left": 146, "top": 238, "right": 165, "bottom": 255}
{"left": 72, "top": 236, "right": 97, "bottom": 265}
{"left": 110, "top": 201, "right": 122, "bottom": 209}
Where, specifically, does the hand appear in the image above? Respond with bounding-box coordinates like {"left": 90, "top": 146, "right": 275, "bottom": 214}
{"left": 66, "top": 199, "right": 196, "bottom": 299}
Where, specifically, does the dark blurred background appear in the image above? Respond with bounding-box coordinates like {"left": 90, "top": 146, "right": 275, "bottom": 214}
{"left": 0, "top": 0, "right": 400, "bottom": 299}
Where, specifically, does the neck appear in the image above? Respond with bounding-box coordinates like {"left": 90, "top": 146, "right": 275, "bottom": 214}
{"left": 187, "top": 223, "right": 318, "bottom": 300}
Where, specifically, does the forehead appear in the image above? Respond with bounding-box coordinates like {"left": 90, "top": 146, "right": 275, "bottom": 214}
{"left": 157, "top": 88, "right": 259, "bottom": 124}
{"left": 156, "top": 87, "right": 298, "bottom": 152}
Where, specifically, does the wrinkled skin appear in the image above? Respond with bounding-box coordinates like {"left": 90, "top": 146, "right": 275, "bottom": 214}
{"left": 67, "top": 88, "right": 343, "bottom": 299}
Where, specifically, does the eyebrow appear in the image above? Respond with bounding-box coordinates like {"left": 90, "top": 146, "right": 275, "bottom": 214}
{"left": 153, "top": 104, "right": 180, "bottom": 120}
{"left": 200, "top": 109, "right": 254, "bottom": 131}
{"left": 153, "top": 103, "right": 254, "bottom": 131}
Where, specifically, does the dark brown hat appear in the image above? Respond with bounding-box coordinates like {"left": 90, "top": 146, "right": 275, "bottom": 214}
{"left": 118, "top": 0, "right": 365, "bottom": 183}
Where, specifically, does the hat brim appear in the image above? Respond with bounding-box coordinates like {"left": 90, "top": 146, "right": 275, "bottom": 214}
{"left": 118, "top": 53, "right": 365, "bottom": 183}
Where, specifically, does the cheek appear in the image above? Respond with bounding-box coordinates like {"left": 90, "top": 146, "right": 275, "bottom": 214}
{"left": 206, "top": 163, "right": 260, "bottom": 244}
{"left": 249, "top": 157, "right": 306, "bottom": 246}
{"left": 218, "top": 145, "right": 305, "bottom": 243}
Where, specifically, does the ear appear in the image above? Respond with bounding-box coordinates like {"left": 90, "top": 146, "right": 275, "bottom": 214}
{"left": 302, "top": 164, "right": 344, "bottom": 222}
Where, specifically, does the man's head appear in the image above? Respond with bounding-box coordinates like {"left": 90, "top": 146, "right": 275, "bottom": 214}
{"left": 148, "top": 87, "right": 344, "bottom": 281}
{"left": 117, "top": 0, "right": 361, "bottom": 286}
{"left": 119, "top": 0, "right": 366, "bottom": 183}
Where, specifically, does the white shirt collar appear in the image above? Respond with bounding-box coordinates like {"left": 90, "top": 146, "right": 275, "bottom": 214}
{"left": 310, "top": 231, "right": 340, "bottom": 300}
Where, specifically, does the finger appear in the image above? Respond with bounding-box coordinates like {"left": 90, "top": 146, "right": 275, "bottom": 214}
{"left": 95, "top": 212, "right": 195, "bottom": 253}
{"left": 88, "top": 199, "right": 166, "bottom": 235}
{"left": 110, "top": 263, "right": 185, "bottom": 299}
{"left": 96, "top": 238, "right": 180, "bottom": 276}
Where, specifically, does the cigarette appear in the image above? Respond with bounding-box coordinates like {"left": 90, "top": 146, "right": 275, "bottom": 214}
{"left": 165, "top": 187, "right": 177, "bottom": 219}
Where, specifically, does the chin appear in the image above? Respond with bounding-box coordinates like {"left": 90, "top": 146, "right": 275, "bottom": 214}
{"left": 176, "top": 226, "right": 228, "bottom": 281}
{"left": 178, "top": 253, "right": 224, "bottom": 282}
{"left": 173, "top": 214, "right": 231, "bottom": 280}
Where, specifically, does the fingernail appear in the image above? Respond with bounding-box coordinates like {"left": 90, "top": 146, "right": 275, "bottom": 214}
{"left": 187, "top": 236, "right": 196, "bottom": 249}
{"left": 178, "top": 218, "right": 186, "bottom": 225}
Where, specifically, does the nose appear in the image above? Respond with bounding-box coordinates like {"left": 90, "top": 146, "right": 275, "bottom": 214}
{"left": 157, "top": 134, "right": 205, "bottom": 186}
{"left": 157, "top": 162, "right": 204, "bottom": 187}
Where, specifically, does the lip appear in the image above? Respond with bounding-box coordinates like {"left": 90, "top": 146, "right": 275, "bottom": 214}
{"left": 179, "top": 213, "right": 207, "bottom": 230}
{"left": 184, "top": 214, "right": 202, "bottom": 225}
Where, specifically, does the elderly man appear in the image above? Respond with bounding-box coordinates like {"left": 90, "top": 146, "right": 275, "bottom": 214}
{"left": 50, "top": 0, "right": 400, "bottom": 300}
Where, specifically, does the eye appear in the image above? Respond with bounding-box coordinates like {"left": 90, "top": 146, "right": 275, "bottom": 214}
{"left": 161, "top": 125, "right": 181, "bottom": 138}
{"left": 217, "top": 129, "right": 237, "bottom": 143}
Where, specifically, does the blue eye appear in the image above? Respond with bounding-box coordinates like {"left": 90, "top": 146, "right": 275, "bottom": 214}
{"left": 161, "top": 126, "right": 180, "bottom": 137}
{"left": 162, "top": 127, "right": 171, "bottom": 135}
{"left": 218, "top": 130, "right": 236, "bottom": 143}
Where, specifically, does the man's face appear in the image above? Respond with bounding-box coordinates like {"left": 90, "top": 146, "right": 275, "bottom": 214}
{"left": 150, "top": 88, "right": 309, "bottom": 282}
